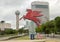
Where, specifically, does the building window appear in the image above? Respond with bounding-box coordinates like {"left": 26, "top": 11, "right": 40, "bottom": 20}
{"left": 35, "top": 5, "right": 48, "bottom": 8}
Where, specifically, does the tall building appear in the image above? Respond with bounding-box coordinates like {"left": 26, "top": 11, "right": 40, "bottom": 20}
{"left": 15, "top": 10, "right": 20, "bottom": 30}
{"left": 31, "top": 1, "right": 49, "bottom": 24}
{"left": 0, "top": 21, "right": 11, "bottom": 31}
{"left": 25, "top": 1, "right": 49, "bottom": 34}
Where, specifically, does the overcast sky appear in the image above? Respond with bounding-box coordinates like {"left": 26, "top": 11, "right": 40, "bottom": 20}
{"left": 0, "top": 0, "right": 60, "bottom": 29}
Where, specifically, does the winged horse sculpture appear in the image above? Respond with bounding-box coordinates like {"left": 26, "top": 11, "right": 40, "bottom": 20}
{"left": 19, "top": 9, "right": 43, "bottom": 28}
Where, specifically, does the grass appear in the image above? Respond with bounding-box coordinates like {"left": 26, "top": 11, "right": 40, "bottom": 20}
{"left": 16, "top": 35, "right": 30, "bottom": 40}
{"left": 16, "top": 35, "right": 46, "bottom": 40}
{"left": 0, "top": 34, "right": 17, "bottom": 37}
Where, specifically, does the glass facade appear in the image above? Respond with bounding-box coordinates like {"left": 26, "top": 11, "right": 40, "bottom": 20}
{"left": 35, "top": 5, "right": 48, "bottom": 8}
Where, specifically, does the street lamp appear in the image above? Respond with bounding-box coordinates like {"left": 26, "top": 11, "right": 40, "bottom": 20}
{"left": 15, "top": 10, "right": 20, "bottom": 30}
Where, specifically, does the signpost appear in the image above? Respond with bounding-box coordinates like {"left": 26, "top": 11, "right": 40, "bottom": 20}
{"left": 19, "top": 9, "right": 43, "bottom": 40}
{"left": 29, "top": 21, "right": 36, "bottom": 40}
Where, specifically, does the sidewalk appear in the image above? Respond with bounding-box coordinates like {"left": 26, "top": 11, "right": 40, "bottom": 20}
{"left": 0, "top": 34, "right": 26, "bottom": 41}
{"left": 0, "top": 39, "right": 46, "bottom": 42}
{"left": 0, "top": 38, "right": 60, "bottom": 42}
{"left": 46, "top": 38, "right": 60, "bottom": 42}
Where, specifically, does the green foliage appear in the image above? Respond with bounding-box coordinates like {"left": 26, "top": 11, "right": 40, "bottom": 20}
{"left": 4, "top": 28, "right": 17, "bottom": 34}
{"left": 45, "top": 20, "right": 56, "bottom": 33}
{"left": 36, "top": 27, "right": 41, "bottom": 33}
{"left": 36, "top": 16, "right": 60, "bottom": 34}
{"left": 36, "top": 18, "right": 59, "bottom": 34}
{"left": 18, "top": 28, "right": 28, "bottom": 33}
{"left": 55, "top": 16, "right": 60, "bottom": 32}
{"left": 0, "top": 31, "right": 5, "bottom": 35}
{"left": 0, "top": 28, "right": 29, "bottom": 35}
{"left": 23, "top": 29, "right": 29, "bottom": 33}
{"left": 18, "top": 28, "right": 24, "bottom": 34}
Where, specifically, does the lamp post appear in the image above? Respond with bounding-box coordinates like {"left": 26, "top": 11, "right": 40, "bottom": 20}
{"left": 15, "top": 10, "right": 20, "bottom": 31}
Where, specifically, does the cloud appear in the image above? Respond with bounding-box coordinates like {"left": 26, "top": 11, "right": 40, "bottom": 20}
{"left": 50, "top": 0, "right": 60, "bottom": 20}
{"left": 0, "top": 0, "right": 25, "bottom": 6}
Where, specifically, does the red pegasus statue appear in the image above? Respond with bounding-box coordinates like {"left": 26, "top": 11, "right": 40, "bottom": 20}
{"left": 20, "top": 9, "right": 43, "bottom": 27}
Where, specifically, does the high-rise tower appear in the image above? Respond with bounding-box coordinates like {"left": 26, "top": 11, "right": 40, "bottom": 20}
{"left": 15, "top": 10, "right": 20, "bottom": 30}
{"left": 31, "top": 1, "right": 49, "bottom": 24}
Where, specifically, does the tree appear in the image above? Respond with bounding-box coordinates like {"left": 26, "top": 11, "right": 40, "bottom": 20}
{"left": 45, "top": 20, "right": 57, "bottom": 34}
{"left": 36, "top": 20, "right": 57, "bottom": 34}
{"left": 0, "top": 29, "right": 5, "bottom": 35}
{"left": 1, "top": 21, "right": 5, "bottom": 23}
{"left": 35, "top": 24, "right": 46, "bottom": 33}
{"left": 36, "top": 27, "right": 41, "bottom": 33}
{"left": 4, "top": 28, "right": 17, "bottom": 34}
{"left": 55, "top": 16, "right": 60, "bottom": 33}
{"left": 18, "top": 28, "right": 24, "bottom": 34}
{"left": 23, "top": 29, "right": 29, "bottom": 33}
